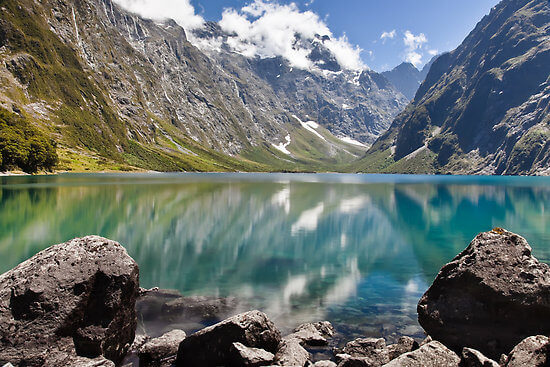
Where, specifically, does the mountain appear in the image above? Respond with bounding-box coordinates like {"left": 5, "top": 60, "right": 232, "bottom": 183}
{"left": 0, "top": 0, "right": 407, "bottom": 173}
{"left": 382, "top": 59, "right": 435, "bottom": 100}
{"left": 364, "top": 0, "right": 550, "bottom": 175}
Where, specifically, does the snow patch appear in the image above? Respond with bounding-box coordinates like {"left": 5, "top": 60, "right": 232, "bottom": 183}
{"left": 272, "top": 134, "right": 292, "bottom": 155}
{"left": 292, "top": 115, "right": 326, "bottom": 141}
{"left": 338, "top": 136, "right": 368, "bottom": 148}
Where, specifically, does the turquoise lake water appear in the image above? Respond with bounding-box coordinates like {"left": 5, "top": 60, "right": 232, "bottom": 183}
{"left": 1, "top": 173, "right": 549, "bottom": 340}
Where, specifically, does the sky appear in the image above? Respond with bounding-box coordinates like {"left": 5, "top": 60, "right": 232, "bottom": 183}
{"left": 113, "top": 0, "right": 500, "bottom": 72}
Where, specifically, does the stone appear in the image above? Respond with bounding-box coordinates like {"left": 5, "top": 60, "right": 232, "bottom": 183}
{"left": 334, "top": 338, "right": 390, "bottom": 367}
{"left": 314, "top": 361, "right": 337, "bottom": 367}
{"left": 230, "top": 342, "right": 275, "bottom": 367}
{"left": 505, "top": 335, "right": 550, "bottom": 367}
{"left": 386, "top": 336, "right": 419, "bottom": 360}
{"left": 418, "top": 229, "right": 550, "bottom": 358}
{"left": 176, "top": 310, "right": 281, "bottom": 366}
{"left": 274, "top": 338, "right": 310, "bottom": 367}
{"left": 287, "top": 321, "right": 335, "bottom": 346}
{"left": 382, "top": 341, "right": 460, "bottom": 367}
{"left": 419, "top": 336, "right": 432, "bottom": 346}
{"left": 461, "top": 347, "right": 499, "bottom": 367}
{"left": 0, "top": 236, "right": 139, "bottom": 366}
{"left": 139, "top": 329, "right": 186, "bottom": 366}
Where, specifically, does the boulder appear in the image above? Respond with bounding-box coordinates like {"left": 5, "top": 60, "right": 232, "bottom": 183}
{"left": 504, "top": 335, "right": 550, "bottom": 367}
{"left": 139, "top": 329, "right": 186, "bottom": 366}
{"left": 230, "top": 342, "right": 275, "bottom": 367}
{"left": 286, "top": 321, "right": 335, "bottom": 346}
{"left": 386, "top": 336, "right": 419, "bottom": 360}
{"left": 334, "top": 338, "right": 390, "bottom": 367}
{"left": 418, "top": 229, "right": 550, "bottom": 358}
{"left": 274, "top": 338, "right": 310, "bottom": 367}
{"left": 382, "top": 341, "right": 460, "bottom": 367}
{"left": 461, "top": 347, "right": 499, "bottom": 367}
{"left": 176, "top": 310, "right": 281, "bottom": 366}
{"left": 0, "top": 236, "right": 139, "bottom": 366}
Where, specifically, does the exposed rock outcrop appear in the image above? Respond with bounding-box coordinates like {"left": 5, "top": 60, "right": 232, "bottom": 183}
{"left": 418, "top": 229, "right": 550, "bottom": 358}
{"left": 176, "top": 310, "right": 281, "bottom": 366}
{"left": 0, "top": 236, "right": 139, "bottom": 367}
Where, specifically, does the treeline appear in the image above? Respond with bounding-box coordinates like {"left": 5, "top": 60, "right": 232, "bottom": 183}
{"left": 0, "top": 107, "right": 58, "bottom": 173}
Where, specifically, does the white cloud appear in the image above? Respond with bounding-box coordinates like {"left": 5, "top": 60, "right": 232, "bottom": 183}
{"left": 113, "top": 0, "right": 204, "bottom": 30}
{"left": 217, "top": 0, "right": 365, "bottom": 71}
{"left": 405, "top": 52, "right": 423, "bottom": 67}
{"left": 403, "top": 30, "right": 427, "bottom": 50}
{"left": 403, "top": 30, "right": 428, "bottom": 67}
{"left": 428, "top": 49, "right": 439, "bottom": 56}
{"left": 380, "top": 30, "right": 396, "bottom": 43}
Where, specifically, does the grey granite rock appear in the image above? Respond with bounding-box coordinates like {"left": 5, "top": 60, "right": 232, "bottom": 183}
{"left": 0, "top": 236, "right": 139, "bottom": 366}
{"left": 418, "top": 229, "right": 550, "bottom": 358}
{"left": 176, "top": 310, "right": 281, "bottom": 366}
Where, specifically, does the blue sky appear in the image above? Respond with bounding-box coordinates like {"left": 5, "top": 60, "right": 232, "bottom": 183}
{"left": 190, "top": 0, "right": 500, "bottom": 71}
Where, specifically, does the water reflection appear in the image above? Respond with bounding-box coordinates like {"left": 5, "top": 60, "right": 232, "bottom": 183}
{"left": 1, "top": 173, "right": 549, "bottom": 340}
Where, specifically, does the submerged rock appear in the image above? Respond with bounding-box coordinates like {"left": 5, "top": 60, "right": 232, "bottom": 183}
{"left": 382, "top": 341, "right": 460, "bottom": 367}
{"left": 0, "top": 236, "right": 139, "bottom": 366}
{"left": 139, "top": 329, "right": 186, "bottom": 366}
{"left": 418, "top": 229, "right": 550, "bottom": 357}
{"left": 504, "top": 335, "right": 550, "bottom": 367}
{"left": 176, "top": 310, "right": 281, "bottom": 366}
{"left": 286, "top": 321, "right": 335, "bottom": 346}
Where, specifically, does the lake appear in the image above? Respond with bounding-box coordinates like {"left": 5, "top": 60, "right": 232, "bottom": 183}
{"left": 1, "top": 173, "right": 549, "bottom": 342}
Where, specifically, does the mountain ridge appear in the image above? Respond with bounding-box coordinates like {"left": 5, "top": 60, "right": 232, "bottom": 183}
{"left": 0, "top": 0, "right": 407, "bottom": 173}
{"left": 362, "top": 0, "right": 550, "bottom": 175}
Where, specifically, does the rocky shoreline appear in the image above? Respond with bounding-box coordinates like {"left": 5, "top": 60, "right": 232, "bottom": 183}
{"left": 1, "top": 229, "right": 549, "bottom": 366}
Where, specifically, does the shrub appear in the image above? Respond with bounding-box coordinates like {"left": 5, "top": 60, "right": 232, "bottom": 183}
{"left": 0, "top": 107, "right": 58, "bottom": 173}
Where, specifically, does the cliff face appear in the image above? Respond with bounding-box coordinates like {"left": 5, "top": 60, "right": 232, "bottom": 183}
{"left": 0, "top": 0, "right": 407, "bottom": 172}
{"left": 367, "top": 0, "right": 550, "bottom": 175}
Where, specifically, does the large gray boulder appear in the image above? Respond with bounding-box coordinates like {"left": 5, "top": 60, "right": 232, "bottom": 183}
{"left": 418, "top": 229, "right": 550, "bottom": 358}
{"left": 382, "top": 341, "right": 460, "bottom": 367}
{"left": 504, "top": 335, "right": 550, "bottom": 367}
{"left": 176, "top": 310, "right": 281, "bottom": 366}
{"left": 0, "top": 236, "right": 139, "bottom": 367}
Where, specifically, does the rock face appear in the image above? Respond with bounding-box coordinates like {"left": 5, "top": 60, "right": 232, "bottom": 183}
{"left": 504, "top": 335, "right": 550, "bottom": 367}
{"left": 0, "top": 236, "right": 139, "bottom": 366}
{"left": 176, "top": 310, "right": 281, "bottom": 366}
{"left": 139, "top": 329, "right": 186, "bottom": 366}
{"left": 382, "top": 341, "right": 460, "bottom": 367}
{"left": 418, "top": 229, "right": 550, "bottom": 358}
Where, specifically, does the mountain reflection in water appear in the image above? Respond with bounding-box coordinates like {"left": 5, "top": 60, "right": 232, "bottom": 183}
{"left": 1, "top": 173, "right": 549, "bottom": 340}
